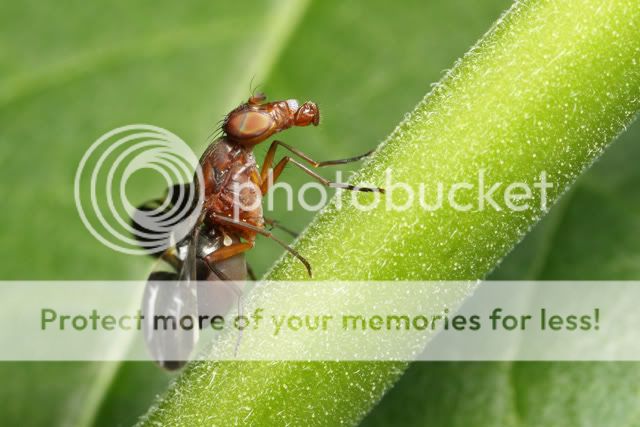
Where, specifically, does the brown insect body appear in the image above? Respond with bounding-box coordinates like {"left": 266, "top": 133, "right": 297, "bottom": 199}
{"left": 135, "top": 93, "right": 382, "bottom": 369}
{"left": 200, "top": 139, "right": 264, "bottom": 241}
{"left": 197, "top": 94, "right": 320, "bottom": 266}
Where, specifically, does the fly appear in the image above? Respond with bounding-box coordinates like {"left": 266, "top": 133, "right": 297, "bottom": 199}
{"left": 132, "top": 93, "right": 383, "bottom": 369}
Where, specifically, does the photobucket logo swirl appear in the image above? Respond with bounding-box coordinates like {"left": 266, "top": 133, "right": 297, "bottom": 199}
{"left": 74, "top": 125, "right": 204, "bottom": 255}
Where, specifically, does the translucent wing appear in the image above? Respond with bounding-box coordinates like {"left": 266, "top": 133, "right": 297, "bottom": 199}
{"left": 134, "top": 182, "right": 248, "bottom": 368}
{"left": 141, "top": 268, "right": 198, "bottom": 370}
{"left": 137, "top": 186, "right": 202, "bottom": 370}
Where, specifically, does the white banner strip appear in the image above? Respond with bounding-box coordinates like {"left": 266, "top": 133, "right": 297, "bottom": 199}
{"left": 0, "top": 281, "right": 636, "bottom": 362}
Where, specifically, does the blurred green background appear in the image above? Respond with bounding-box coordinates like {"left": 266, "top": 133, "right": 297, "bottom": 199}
{"left": 1, "top": 0, "right": 639, "bottom": 425}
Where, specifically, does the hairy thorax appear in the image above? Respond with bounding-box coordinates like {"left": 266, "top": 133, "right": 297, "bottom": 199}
{"left": 199, "top": 138, "right": 264, "bottom": 239}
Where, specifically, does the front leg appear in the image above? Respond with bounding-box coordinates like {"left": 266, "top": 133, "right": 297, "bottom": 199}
{"left": 260, "top": 156, "right": 384, "bottom": 195}
{"left": 264, "top": 216, "right": 298, "bottom": 237}
{"left": 260, "top": 140, "right": 375, "bottom": 184}
{"left": 260, "top": 140, "right": 383, "bottom": 195}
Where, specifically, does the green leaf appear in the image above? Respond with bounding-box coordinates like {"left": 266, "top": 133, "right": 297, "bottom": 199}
{"left": 140, "top": 0, "right": 640, "bottom": 425}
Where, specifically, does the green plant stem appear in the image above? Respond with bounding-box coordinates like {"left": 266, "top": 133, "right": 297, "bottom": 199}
{"left": 140, "top": 0, "right": 640, "bottom": 425}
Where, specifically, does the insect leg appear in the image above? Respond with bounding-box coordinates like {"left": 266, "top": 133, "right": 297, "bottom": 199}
{"left": 205, "top": 241, "right": 254, "bottom": 263}
{"left": 202, "top": 242, "right": 251, "bottom": 297}
{"left": 263, "top": 217, "right": 298, "bottom": 238}
{"left": 201, "top": 257, "right": 244, "bottom": 314}
{"left": 234, "top": 289, "right": 245, "bottom": 357}
{"left": 211, "top": 214, "right": 312, "bottom": 277}
{"left": 260, "top": 156, "right": 384, "bottom": 194}
{"left": 260, "top": 140, "right": 374, "bottom": 183}
{"left": 246, "top": 263, "right": 258, "bottom": 281}
{"left": 202, "top": 257, "right": 231, "bottom": 281}
{"left": 203, "top": 252, "right": 245, "bottom": 356}
{"left": 159, "top": 248, "right": 182, "bottom": 271}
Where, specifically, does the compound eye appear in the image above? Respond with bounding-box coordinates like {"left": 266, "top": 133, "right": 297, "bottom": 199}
{"left": 227, "top": 111, "right": 273, "bottom": 140}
